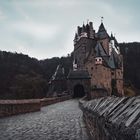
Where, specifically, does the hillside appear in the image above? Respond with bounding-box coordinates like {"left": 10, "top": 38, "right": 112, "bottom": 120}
{"left": 0, "top": 51, "right": 72, "bottom": 99}
{"left": 120, "top": 42, "right": 140, "bottom": 92}
{"left": 0, "top": 51, "right": 47, "bottom": 99}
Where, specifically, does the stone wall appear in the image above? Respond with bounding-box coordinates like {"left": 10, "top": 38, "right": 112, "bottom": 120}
{"left": 79, "top": 96, "right": 140, "bottom": 140}
{"left": 67, "top": 79, "right": 91, "bottom": 99}
{"left": 40, "top": 95, "right": 72, "bottom": 106}
{"left": 0, "top": 99, "right": 41, "bottom": 117}
{"left": 90, "top": 89, "right": 108, "bottom": 99}
{"left": 0, "top": 95, "right": 72, "bottom": 117}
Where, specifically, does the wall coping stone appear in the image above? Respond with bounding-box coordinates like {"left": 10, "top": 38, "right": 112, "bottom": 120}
{"left": 80, "top": 96, "right": 140, "bottom": 140}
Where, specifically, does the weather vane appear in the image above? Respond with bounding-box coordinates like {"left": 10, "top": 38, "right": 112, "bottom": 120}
{"left": 101, "top": 16, "right": 104, "bottom": 23}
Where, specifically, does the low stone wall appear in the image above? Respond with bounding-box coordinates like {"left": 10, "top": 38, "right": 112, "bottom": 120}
{"left": 0, "top": 95, "right": 72, "bottom": 117}
{"left": 0, "top": 99, "right": 41, "bottom": 117}
{"left": 79, "top": 96, "right": 140, "bottom": 140}
{"left": 40, "top": 95, "right": 72, "bottom": 106}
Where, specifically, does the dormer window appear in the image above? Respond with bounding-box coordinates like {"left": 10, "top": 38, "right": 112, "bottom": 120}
{"left": 95, "top": 57, "right": 103, "bottom": 65}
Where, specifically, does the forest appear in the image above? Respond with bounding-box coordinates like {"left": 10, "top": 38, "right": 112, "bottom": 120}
{"left": 0, "top": 51, "right": 72, "bottom": 99}
{"left": 0, "top": 42, "right": 140, "bottom": 99}
{"left": 120, "top": 42, "right": 140, "bottom": 94}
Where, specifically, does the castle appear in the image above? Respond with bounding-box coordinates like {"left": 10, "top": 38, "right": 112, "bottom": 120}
{"left": 72, "top": 20, "right": 124, "bottom": 97}
{"left": 49, "top": 20, "right": 124, "bottom": 98}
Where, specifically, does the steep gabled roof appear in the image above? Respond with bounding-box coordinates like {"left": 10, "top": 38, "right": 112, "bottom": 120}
{"left": 51, "top": 65, "right": 65, "bottom": 81}
{"left": 94, "top": 42, "right": 122, "bottom": 69}
{"left": 108, "top": 48, "right": 122, "bottom": 69}
{"left": 95, "top": 42, "right": 107, "bottom": 57}
{"left": 110, "top": 33, "right": 119, "bottom": 47}
{"left": 108, "top": 52, "right": 116, "bottom": 69}
{"left": 67, "top": 70, "right": 90, "bottom": 79}
{"left": 112, "top": 48, "right": 122, "bottom": 68}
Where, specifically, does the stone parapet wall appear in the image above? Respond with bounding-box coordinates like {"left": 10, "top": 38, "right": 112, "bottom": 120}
{"left": 40, "top": 95, "right": 72, "bottom": 106}
{"left": 79, "top": 96, "right": 140, "bottom": 140}
{"left": 0, "top": 96, "right": 72, "bottom": 117}
{"left": 0, "top": 99, "right": 41, "bottom": 117}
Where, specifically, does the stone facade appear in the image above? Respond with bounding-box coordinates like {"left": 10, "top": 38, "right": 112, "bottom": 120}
{"left": 67, "top": 70, "right": 91, "bottom": 99}
{"left": 73, "top": 21, "right": 124, "bottom": 97}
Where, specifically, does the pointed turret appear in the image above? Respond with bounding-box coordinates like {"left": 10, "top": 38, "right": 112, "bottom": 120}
{"left": 98, "top": 23, "right": 106, "bottom": 32}
{"left": 81, "top": 23, "right": 88, "bottom": 38}
{"left": 97, "top": 22, "right": 109, "bottom": 39}
{"left": 82, "top": 24, "right": 86, "bottom": 32}
{"left": 77, "top": 26, "right": 82, "bottom": 36}
{"left": 109, "top": 33, "right": 120, "bottom": 54}
{"left": 89, "top": 22, "right": 95, "bottom": 39}
{"left": 74, "top": 33, "right": 78, "bottom": 40}
{"left": 74, "top": 33, "right": 78, "bottom": 45}
{"left": 110, "top": 32, "right": 114, "bottom": 40}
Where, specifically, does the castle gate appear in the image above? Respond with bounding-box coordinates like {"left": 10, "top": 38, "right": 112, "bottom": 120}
{"left": 67, "top": 70, "right": 91, "bottom": 99}
{"left": 73, "top": 84, "right": 85, "bottom": 98}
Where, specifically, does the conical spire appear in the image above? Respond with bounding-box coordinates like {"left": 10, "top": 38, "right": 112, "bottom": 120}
{"left": 74, "top": 32, "right": 78, "bottom": 40}
{"left": 89, "top": 21, "right": 95, "bottom": 39}
{"left": 74, "top": 32, "right": 78, "bottom": 45}
{"left": 110, "top": 32, "right": 114, "bottom": 40}
{"left": 82, "top": 24, "right": 86, "bottom": 32}
{"left": 97, "top": 22, "right": 109, "bottom": 39}
{"left": 98, "top": 22, "right": 106, "bottom": 33}
{"left": 77, "top": 26, "right": 82, "bottom": 36}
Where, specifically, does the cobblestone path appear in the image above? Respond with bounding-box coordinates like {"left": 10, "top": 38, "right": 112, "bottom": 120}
{"left": 0, "top": 99, "right": 90, "bottom": 140}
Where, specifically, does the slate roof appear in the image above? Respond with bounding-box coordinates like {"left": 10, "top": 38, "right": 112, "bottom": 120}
{"left": 51, "top": 65, "right": 65, "bottom": 81}
{"left": 108, "top": 52, "right": 116, "bottom": 69}
{"left": 97, "top": 23, "right": 109, "bottom": 39}
{"left": 67, "top": 70, "right": 91, "bottom": 79}
{"left": 94, "top": 42, "right": 121, "bottom": 69}
{"left": 74, "top": 21, "right": 122, "bottom": 70}
{"left": 95, "top": 42, "right": 107, "bottom": 57}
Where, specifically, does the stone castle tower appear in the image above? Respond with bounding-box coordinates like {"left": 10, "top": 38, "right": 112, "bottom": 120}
{"left": 72, "top": 20, "right": 124, "bottom": 98}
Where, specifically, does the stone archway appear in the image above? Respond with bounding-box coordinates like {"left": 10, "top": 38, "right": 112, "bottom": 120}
{"left": 73, "top": 84, "right": 85, "bottom": 98}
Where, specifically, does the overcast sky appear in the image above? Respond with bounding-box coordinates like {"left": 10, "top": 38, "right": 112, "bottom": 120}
{"left": 0, "top": 0, "right": 139, "bottom": 59}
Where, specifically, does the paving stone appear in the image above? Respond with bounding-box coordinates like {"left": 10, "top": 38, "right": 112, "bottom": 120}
{"left": 0, "top": 99, "right": 90, "bottom": 140}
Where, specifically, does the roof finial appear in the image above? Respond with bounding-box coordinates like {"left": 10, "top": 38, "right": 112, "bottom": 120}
{"left": 83, "top": 21, "right": 84, "bottom": 25}
{"left": 101, "top": 16, "right": 104, "bottom": 23}
{"left": 87, "top": 19, "right": 89, "bottom": 24}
